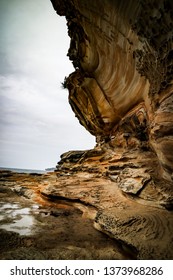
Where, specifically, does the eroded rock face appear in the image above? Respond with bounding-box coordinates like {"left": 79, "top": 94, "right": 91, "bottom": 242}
{"left": 51, "top": 0, "right": 173, "bottom": 205}
{"left": 49, "top": 0, "right": 173, "bottom": 258}
{"left": 41, "top": 150, "right": 173, "bottom": 259}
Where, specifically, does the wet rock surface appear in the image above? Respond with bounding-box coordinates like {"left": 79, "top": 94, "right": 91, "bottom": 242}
{"left": 1, "top": 154, "right": 173, "bottom": 260}
{"left": 0, "top": 170, "right": 127, "bottom": 260}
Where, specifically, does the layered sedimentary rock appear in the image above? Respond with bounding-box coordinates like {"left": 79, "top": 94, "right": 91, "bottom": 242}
{"left": 1, "top": 170, "right": 128, "bottom": 260}
{"left": 48, "top": 0, "right": 173, "bottom": 259}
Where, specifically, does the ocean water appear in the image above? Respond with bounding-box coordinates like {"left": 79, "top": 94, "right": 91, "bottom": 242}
{"left": 0, "top": 167, "right": 46, "bottom": 174}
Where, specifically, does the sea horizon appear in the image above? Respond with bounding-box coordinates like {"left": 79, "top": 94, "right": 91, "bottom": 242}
{"left": 0, "top": 166, "right": 51, "bottom": 174}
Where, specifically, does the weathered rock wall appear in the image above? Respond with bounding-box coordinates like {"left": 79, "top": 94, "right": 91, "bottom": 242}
{"left": 49, "top": 0, "right": 173, "bottom": 259}
{"left": 51, "top": 0, "right": 173, "bottom": 205}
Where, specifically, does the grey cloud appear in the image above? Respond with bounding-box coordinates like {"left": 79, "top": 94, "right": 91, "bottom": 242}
{"left": 0, "top": 0, "right": 95, "bottom": 169}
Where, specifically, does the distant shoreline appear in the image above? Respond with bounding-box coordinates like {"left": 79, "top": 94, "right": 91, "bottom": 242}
{"left": 0, "top": 167, "right": 47, "bottom": 174}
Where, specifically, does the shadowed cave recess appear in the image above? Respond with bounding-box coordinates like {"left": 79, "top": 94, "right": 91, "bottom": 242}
{"left": 47, "top": 0, "right": 173, "bottom": 259}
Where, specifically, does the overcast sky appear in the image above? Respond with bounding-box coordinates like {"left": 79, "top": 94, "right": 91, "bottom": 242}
{"left": 0, "top": 0, "right": 95, "bottom": 170}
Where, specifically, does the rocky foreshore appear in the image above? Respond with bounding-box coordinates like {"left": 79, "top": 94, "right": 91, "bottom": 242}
{"left": 0, "top": 147, "right": 173, "bottom": 260}
{"left": 0, "top": 169, "right": 129, "bottom": 260}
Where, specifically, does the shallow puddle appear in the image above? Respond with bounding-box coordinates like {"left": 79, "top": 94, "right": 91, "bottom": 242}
{"left": 0, "top": 202, "right": 39, "bottom": 235}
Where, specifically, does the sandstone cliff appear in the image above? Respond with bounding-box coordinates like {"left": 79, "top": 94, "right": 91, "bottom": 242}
{"left": 47, "top": 0, "right": 173, "bottom": 259}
